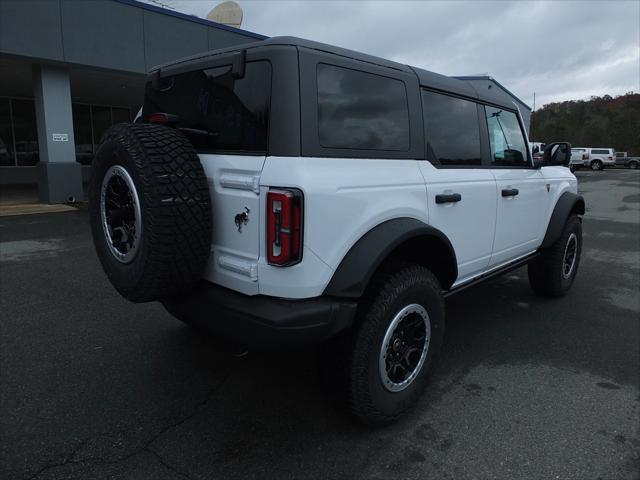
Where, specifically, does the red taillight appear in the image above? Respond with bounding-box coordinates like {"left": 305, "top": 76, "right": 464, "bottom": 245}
{"left": 267, "top": 189, "right": 303, "bottom": 266}
{"left": 608, "top": 156, "right": 613, "bottom": 160}
{"left": 148, "top": 112, "right": 179, "bottom": 125}
{"left": 582, "top": 154, "right": 588, "bottom": 160}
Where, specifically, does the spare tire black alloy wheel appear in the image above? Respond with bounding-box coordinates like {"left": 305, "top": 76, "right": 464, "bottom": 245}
{"left": 90, "top": 123, "right": 212, "bottom": 303}
{"left": 101, "top": 165, "right": 142, "bottom": 264}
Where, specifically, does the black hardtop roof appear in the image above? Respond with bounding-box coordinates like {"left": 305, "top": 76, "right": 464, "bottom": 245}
{"left": 154, "top": 36, "right": 525, "bottom": 112}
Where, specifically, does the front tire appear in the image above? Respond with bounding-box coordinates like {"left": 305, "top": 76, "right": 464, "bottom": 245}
{"left": 528, "top": 215, "right": 582, "bottom": 297}
{"left": 344, "top": 265, "right": 445, "bottom": 426}
{"left": 629, "top": 160, "right": 638, "bottom": 169}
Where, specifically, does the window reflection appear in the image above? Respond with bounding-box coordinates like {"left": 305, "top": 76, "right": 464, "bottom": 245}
{"left": 143, "top": 62, "right": 271, "bottom": 153}
{"left": 486, "top": 106, "right": 529, "bottom": 167}
{"left": 317, "top": 64, "right": 410, "bottom": 151}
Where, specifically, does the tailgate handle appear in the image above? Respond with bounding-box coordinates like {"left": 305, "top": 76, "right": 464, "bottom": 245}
{"left": 435, "top": 193, "right": 462, "bottom": 204}
{"left": 501, "top": 188, "right": 519, "bottom": 197}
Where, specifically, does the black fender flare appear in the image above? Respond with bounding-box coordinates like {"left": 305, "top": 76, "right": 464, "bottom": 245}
{"left": 541, "top": 191, "right": 585, "bottom": 248}
{"left": 323, "top": 218, "right": 457, "bottom": 298}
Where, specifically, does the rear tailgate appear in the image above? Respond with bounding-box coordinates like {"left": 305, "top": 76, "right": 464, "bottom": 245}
{"left": 199, "top": 153, "right": 265, "bottom": 295}
{"left": 142, "top": 55, "right": 272, "bottom": 295}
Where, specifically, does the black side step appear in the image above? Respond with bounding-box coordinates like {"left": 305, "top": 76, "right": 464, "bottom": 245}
{"left": 443, "top": 253, "right": 539, "bottom": 298}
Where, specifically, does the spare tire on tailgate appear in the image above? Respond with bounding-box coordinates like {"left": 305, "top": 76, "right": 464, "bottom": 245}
{"left": 89, "top": 123, "right": 212, "bottom": 303}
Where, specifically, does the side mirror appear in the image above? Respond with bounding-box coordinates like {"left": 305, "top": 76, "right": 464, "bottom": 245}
{"left": 543, "top": 142, "right": 572, "bottom": 167}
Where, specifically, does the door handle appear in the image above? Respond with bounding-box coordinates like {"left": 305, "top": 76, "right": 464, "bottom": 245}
{"left": 501, "top": 188, "right": 519, "bottom": 197}
{"left": 435, "top": 193, "right": 462, "bottom": 204}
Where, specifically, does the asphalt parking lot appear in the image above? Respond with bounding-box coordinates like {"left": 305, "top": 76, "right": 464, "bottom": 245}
{"left": 1, "top": 169, "right": 639, "bottom": 480}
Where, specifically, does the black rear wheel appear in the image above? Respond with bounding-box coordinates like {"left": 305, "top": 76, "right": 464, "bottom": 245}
{"left": 342, "top": 265, "right": 445, "bottom": 426}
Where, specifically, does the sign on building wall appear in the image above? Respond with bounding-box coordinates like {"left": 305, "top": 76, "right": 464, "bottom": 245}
{"left": 52, "top": 133, "right": 69, "bottom": 142}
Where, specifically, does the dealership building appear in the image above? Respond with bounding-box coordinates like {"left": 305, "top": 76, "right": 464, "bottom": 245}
{"left": 0, "top": 0, "right": 265, "bottom": 203}
{"left": 0, "top": 0, "right": 531, "bottom": 204}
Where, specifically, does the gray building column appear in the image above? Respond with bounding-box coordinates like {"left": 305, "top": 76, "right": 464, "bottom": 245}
{"left": 33, "top": 64, "right": 83, "bottom": 203}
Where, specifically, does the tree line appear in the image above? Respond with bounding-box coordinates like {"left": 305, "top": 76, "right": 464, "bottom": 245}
{"left": 530, "top": 92, "right": 640, "bottom": 155}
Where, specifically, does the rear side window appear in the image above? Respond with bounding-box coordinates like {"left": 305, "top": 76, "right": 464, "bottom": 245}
{"left": 143, "top": 61, "right": 271, "bottom": 154}
{"left": 421, "top": 90, "right": 481, "bottom": 166}
{"left": 591, "top": 149, "right": 610, "bottom": 154}
{"left": 485, "top": 106, "right": 529, "bottom": 167}
{"left": 317, "top": 64, "right": 410, "bottom": 151}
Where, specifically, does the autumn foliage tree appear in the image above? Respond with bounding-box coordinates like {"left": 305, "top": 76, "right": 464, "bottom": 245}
{"left": 530, "top": 92, "right": 640, "bottom": 156}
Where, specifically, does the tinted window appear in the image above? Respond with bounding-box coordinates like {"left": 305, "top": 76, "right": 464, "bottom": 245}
{"left": 143, "top": 61, "right": 271, "bottom": 154}
{"left": 317, "top": 64, "right": 409, "bottom": 151}
{"left": 422, "top": 90, "right": 481, "bottom": 166}
{"left": 485, "top": 106, "right": 529, "bottom": 167}
{"left": 591, "top": 149, "right": 610, "bottom": 154}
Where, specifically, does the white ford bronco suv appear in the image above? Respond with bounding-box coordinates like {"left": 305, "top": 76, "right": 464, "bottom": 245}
{"left": 89, "top": 37, "right": 584, "bottom": 425}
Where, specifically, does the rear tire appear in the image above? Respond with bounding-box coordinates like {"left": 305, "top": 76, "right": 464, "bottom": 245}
{"left": 89, "top": 123, "right": 212, "bottom": 303}
{"left": 591, "top": 159, "right": 603, "bottom": 171}
{"left": 343, "top": 265, "right": 445, "bottom": 426}
{"left": 528, "top": 215, "right": 582, "bottom": 297}
{"left": 629, "top": 161, "right": 638, "bottom": 169}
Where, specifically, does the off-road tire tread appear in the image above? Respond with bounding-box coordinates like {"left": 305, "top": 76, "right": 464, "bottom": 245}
{"left": 346, "top": 265, "right": 443, "bottom": 426}
{"left": 528, "top": 215, "right": 581, "bottom": 298}
{"left": 90, "top": 123, "right": 212, "bottom": 303}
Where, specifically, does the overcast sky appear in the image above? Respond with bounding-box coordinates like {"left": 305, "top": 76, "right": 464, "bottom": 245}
{"left": 149, "top": 0, "right": 640, "bottom": 109}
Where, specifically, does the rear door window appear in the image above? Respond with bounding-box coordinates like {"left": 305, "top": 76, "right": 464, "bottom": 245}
{"left": 591, "top": 149, "right": 610, "bottom": 154}
{"left": 421, "top": 90, "right": 481, "bottom": 166}
{"left": 316, "top": 64, "right": 410, "bottom": 151}
{"left": 143, "top": 61, "right": 271, "bottom": 154}
{"left": 485, "top": 106, "right": 530, "bottom": 167}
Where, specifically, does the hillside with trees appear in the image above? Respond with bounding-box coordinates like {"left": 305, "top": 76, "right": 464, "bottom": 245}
{"left": 530, "top": 92, "right": 640, "bottom": 156}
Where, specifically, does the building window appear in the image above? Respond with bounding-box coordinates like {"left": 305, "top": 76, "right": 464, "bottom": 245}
{"left": 422, "top": 90, "right": 481, "bottom": 167}
{"left": 91, "top": 105, "right": 112, "bottom": 148}
{"left": 11, "top": 99, "right": 39, "bottom": 166}
{"left": 0, "top": 98, "right": 13, "bottom": 166}
{"left": 317, "top": 64, "right": 410, "bottom": 151}
{"left": 0, "top": 98, "right": 131, "bottom": 167}
{"left": 73, "top": 104, "right": 93, "bottom": 166}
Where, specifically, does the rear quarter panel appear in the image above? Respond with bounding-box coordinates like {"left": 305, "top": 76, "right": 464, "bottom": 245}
{"left": 259, "top": 156, "right": 428, "bottom": 298}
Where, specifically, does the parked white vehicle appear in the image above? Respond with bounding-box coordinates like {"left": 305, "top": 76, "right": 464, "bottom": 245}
{"left": 530, "top": 141, "right": 546, "bottom": 155}
{"left": 89, "top": 37, "right": 585, "bottom": 425}
{"left": 586, "top": 148, "right": 616, "bottom": 170}
{"left": 570, "top": 147, "right": 590, "bottom": 170}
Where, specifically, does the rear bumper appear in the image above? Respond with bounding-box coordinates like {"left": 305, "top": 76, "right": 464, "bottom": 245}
{"left": 163, "top": 282, "right": 358, "bottom": 347}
